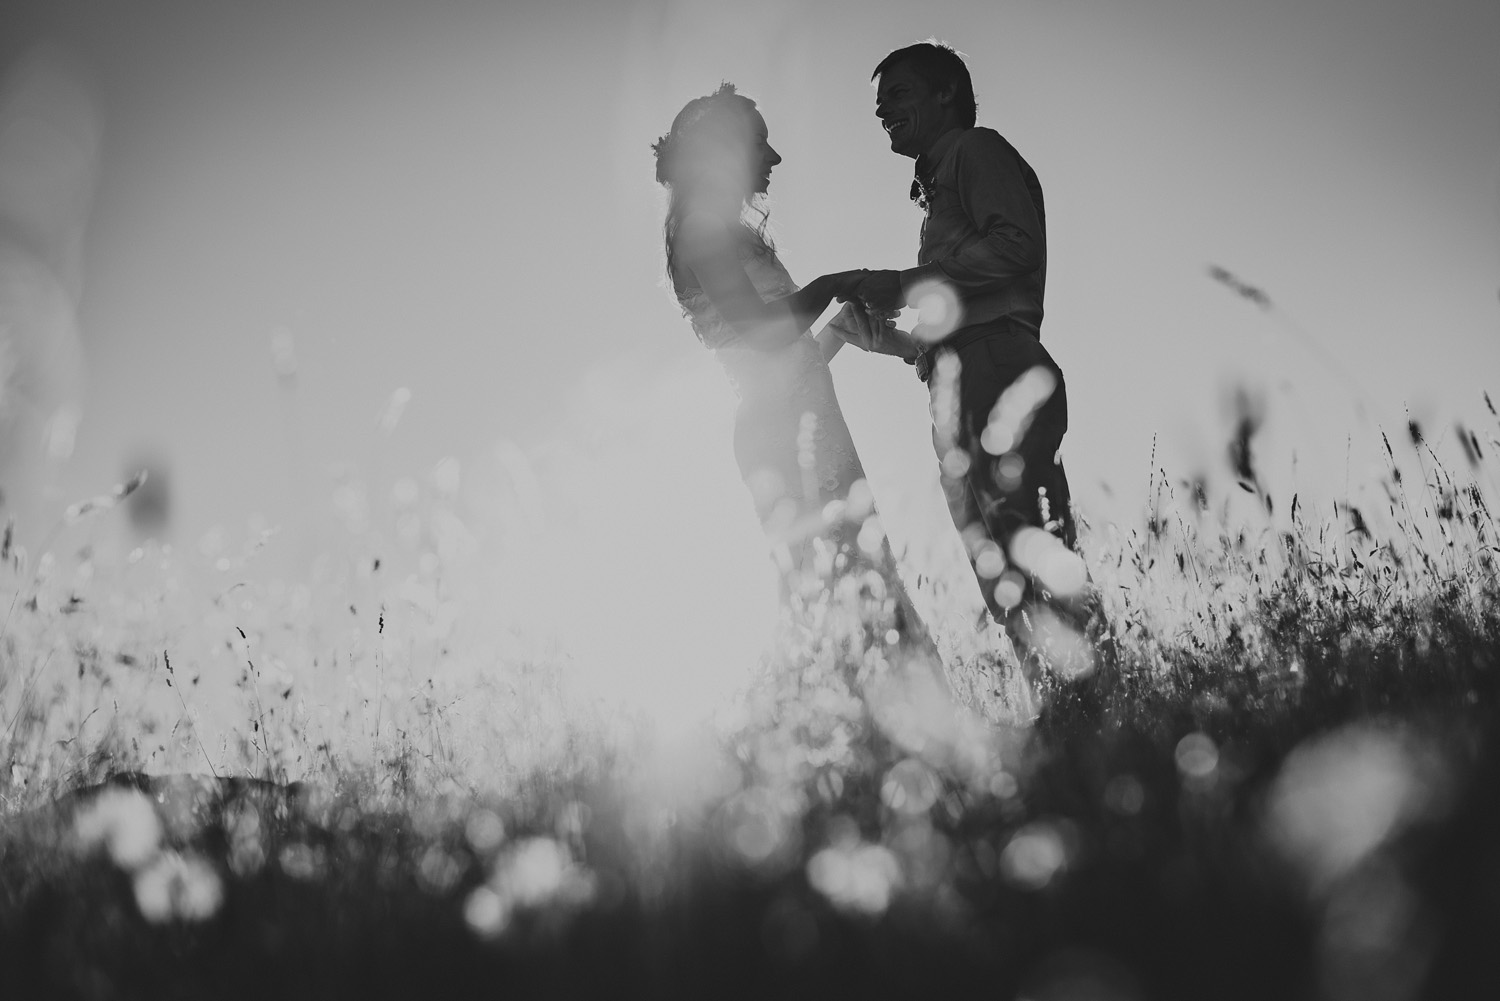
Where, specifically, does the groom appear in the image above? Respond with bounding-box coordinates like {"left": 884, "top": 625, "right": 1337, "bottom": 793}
{"left": 837, "top": 41, "right": 1092, "bottom": 678}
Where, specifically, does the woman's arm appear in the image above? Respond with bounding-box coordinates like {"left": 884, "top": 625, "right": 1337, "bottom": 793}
{"left": 676, "top": 211, "right": 863, "bottom": 350}
{"left": 826, "top": 302, "right": 923, "bottom": 361}
{"left": 814, "top": 325, "right": 845, "bottom": 362}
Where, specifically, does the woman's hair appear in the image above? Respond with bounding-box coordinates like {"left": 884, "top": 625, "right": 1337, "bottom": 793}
{"left": 653, "top": 83, "right": 773, "bottom": 294}
{"left": 871, "top": 40, "right": 977, "bottom": 129}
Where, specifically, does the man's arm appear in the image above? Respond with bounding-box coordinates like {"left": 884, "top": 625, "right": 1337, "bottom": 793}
{"left": 904, "top": 129, "right": 1044, "bottom": 292}
{"left": 855, "top": 131, "right": 1043, "bottom": 311}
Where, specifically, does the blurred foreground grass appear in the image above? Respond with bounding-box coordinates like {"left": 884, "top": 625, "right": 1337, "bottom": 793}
{"left": 2, "top": 413, "right": 1498, "bottom": 1000}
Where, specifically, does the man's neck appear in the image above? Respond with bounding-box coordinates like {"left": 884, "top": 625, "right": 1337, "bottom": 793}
{"left": 915, "top": 127, "right": 966, "bottom": 176}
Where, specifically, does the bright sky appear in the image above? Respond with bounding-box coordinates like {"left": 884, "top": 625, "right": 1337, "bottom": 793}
{"left": 4, "top": 0, "right": 1498, "bottom": 620}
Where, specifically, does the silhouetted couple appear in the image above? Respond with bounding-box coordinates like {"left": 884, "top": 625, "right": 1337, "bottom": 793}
{"left": 655, "top": 41, "right": 1095, "bottom": 693}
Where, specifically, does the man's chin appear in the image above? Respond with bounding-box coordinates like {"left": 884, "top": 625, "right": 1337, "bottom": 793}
{"left": 886, "top": 133, "right": 918, "bottom": 157}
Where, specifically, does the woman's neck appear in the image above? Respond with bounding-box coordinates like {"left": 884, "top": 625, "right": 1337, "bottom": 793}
{"left": 683, "top": 185, "right": 748, "bottom": 225}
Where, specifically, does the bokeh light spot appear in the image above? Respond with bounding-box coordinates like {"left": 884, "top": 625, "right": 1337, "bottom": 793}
{"left": 940, "top": 447, "right": 972, "bottom": 479}
{"left": 378, "top": 386, "right": 412, "bottom": 433}
{"left": 465, "top": 809, "right": 506, "bottom": 854}
{"left": 988, "top": 771, "right": 1019, "bottom": 800}
{"left": 994, "top": 572, "right": 1025, "bottom": 611}
{"left": 1175, "top": 733, "right": 1219, "bottom": 781}
{"left": 881, "top": 758, "right": 941, "bottom": 817}
{"left": 995, "top": 452, "right": 1025, "bottom": 492}
{"left": 1104, "top": 774, "right": 1146, "bottom": 816}
{"left": 1000, "top": 821, "right": 1070, "bottom": 891}
{"left": 975, "top": 541, "right": 1006, "bottom": 579}
{"left": 464, "top": 885, "right": 509, "bottom": 939}
{"left": 1008, "top": 527, "right": 1088, "bottom": 598}
{"left": 1266, "top": 725, "right": 1445, "bottom": 890}
{"left": 981, "top": 366, "right": 1057, "bottom": 456}
{"left": 806, "top": 841, "right": 902, "bottom": 916}
{"left": 844, "top": 478, "right": 875, "bottom": 520}
{"left": 74, "top": 787, "right": 161, "bottom": 870}
{"left": 133, "top": 851, "right": 223, "bottom": 923}
{"left": 1020, "top": 606, "right": 1094, "bottom": 679}
{"left": 279, "top": 842, "right": 326, "bottom": 881}
{"left": 908, "top": 279, "right": 962, "bottom": 344}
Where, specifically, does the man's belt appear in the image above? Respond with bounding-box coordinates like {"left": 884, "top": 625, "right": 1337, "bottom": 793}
{"left": 912, "top": 321, "right": 1015, "bottom": 383}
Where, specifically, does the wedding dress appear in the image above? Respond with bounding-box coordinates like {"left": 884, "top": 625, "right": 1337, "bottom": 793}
{"left": 676, "top": 234, "right": 946, "bottom": 688}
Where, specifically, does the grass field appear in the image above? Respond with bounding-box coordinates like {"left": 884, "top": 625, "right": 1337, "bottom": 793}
{"left": 2, "top": 406, "right": 1498, "bottom": 1000}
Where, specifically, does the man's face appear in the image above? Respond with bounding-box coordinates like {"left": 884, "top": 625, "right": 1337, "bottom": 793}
{"left": 874, "top": 62, "right": 956, "bottom": 159}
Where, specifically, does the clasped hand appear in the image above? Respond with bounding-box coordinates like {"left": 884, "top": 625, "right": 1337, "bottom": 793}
{"left": 826, "top": 300, "right": 913, "bottom": 357}
{"left": 815, "top": 269, "right": 915, "bottom": 358}
{"left": 822, "top": 269, "right": 904, "bottom": 311}
{"left": 847, "top": 269, "right": 904, "bottom": 312}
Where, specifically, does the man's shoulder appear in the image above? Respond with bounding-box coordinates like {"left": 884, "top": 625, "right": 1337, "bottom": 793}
{"left": 950, "top": 127, "right": 1020, "bottom": 159}
{"left": 948, "top": 127, "right": 1037, "bottom": 178}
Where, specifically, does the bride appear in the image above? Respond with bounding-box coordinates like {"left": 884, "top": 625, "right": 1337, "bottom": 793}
{"left": 654, "top": 83, "right": 945, "bottom": 690}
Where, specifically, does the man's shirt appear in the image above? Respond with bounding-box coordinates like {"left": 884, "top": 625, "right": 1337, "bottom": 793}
{"left": 899, "top": 127, "right": 1047, "bottom": 339}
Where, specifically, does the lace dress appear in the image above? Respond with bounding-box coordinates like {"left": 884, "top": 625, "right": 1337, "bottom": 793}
{"left": 676, "top": 237, "right": 947, "bottom": 690}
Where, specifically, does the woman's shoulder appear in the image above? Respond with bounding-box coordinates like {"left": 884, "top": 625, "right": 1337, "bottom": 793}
{"left": 676, "top": 216, "right": 774, "bottom": 265}
{"left": 673, "top": 210, "right": 735, "bottom": 256}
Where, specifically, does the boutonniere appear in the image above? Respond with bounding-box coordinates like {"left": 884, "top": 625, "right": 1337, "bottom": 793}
{"left": 909, "top": 176, "right": 934, "bottom": 211}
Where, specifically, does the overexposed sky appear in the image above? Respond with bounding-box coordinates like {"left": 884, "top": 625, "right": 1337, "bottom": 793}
{"left": 3, "top": 0, "right": 1498, "bottom": 576}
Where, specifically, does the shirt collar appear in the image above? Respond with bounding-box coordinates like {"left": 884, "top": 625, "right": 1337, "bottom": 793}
{"left": 914, "top": 128, "right": 965, "bottom": 182}
{"left": 910, "top": 127, "right": 965, "bottom": 206}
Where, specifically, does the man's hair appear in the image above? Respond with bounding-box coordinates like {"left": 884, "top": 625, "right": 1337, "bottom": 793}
{"left": 871, "top": 41, "right": 977, "bottom": 129}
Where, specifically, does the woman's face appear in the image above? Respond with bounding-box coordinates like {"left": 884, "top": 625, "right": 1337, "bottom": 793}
{"left": 746, "top": 110, "right": 781, "bottom": 194}
{"left": 693, "top": 106, "right": 780, "bottom": 199}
